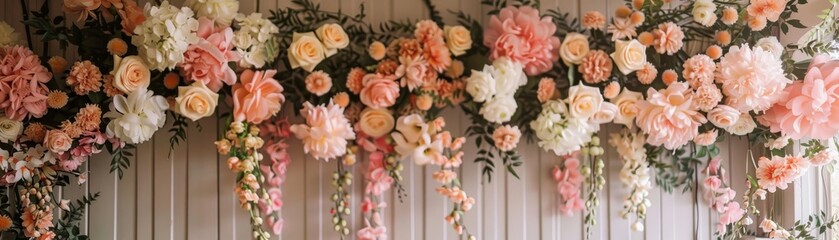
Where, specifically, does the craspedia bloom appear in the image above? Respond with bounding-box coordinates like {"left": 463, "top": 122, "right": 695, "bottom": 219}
{"left": 24, "top": 122, "right": 46, "bottom": 143}
{"left": 66, "top": 60, "right": 103, "bottom": 95}
{"left": 48, "top": 56, "right": 68, "bottom": 75}
{"left": 107, "top": 38, "right": 128, "bottom": 56}
{"left": 582, "top": 11, "right": 606, "bottom": 30}
{"left": 579, "top": 50, "right": 613, "bottom": 84}
{"left": 661, "top": 69, "right": 678, "bottom": 85}
{"left": 346, "top": 67, "right": 366, "bottom": 94}
{"left": 604, "top": 81, "right": 621, "bottom": 99}
{"left": 706, "top": 45, "right": 723, "bottom": 59}
{"left": 721, "top": 7, "right": 739, "bottom": 25}
{"left": 47, "top": 90, "right": 69, "bottom": 109}
{"left": 75, "top": 104, "right": 102, "bottom": 132}
{"left": 0, "top": 214, "right": 10, "bottom": 231}
{"left": 333, "top": 92, "right": 350, "bottom": 108}
{"left": 715, "top": 31, "right": 732, "bottom": 46}
{"left": 638, "top": 32, "right": 655, "bottom": 46}
{"left": 636, "top": 62, "right": 657, "bottom": 85}
{"left": 163, "top": 72, "right": 180, "bottom": 90}
{"left": 615, "top": 6, "right": 632, "bottom": 18}
{"left": 630, "top": 12, "right": 645, "bottom": 26}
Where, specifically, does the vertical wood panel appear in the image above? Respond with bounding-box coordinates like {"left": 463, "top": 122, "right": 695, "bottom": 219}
{"left": 89, "top": 154, "right": 117, "bottom": 239}
{"left": 186, "top": 117, "right": 219, "bottom": 240}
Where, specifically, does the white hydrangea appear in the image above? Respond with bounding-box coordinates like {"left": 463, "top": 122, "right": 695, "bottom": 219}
{"left": 132, "top": 1, "right": 200, "bottom": 71}
{"left": 185, "top": 0, "right": 240, "bottom": 25}
{"left": 234, "top": 13, "right": 280, "bottom": 68}
{"left": 530, "top": 100, "right": 596, "bottom": 156}
{"left": 105, "top": 88, "right": 169, "bottom": 144}
{"left": 0, "top": 21, "right": 21, "bottom": 47}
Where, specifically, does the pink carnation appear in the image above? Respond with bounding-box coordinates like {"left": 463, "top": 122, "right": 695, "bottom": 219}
{"left": 635, "top": 82, "right": 707, "bottom": 149}
{"left": 232, "top": 70, "right": 285, "bottom": 124}
{"left": 483, "top": 6, "right": 560, "bottom": 76}
{"left": 180, "top": 18, "right": 241, "bottom": 92}
{"left": 0, "top": 46, "right": 51, "bottom": 121}
{"left": 683, "top": 54, "right": 715, "bottom": 88}
{"left": 758, "top": 55, "right": 839, "bottom": 140}
{"left": 651, "top": 22, "right": 684, "bottom": 55}
{"left": 290, "top": 101, "right": 355, "bottom": 161}
{"left": 717, "top": 44, "right": 790, "bottom": 112}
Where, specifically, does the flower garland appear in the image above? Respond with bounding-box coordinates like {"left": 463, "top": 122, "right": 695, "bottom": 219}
{"left": 608, "top": 129, "right": 651, "bottom": 232}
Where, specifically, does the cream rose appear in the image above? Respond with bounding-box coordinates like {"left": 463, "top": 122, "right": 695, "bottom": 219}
{"left": 465, "top": 69, "right": 496, "bottom": 102}
{"left": 692, "top": 0, "right": 718, "bottom": 27}
{"left": 288, "top": 32, "right": 326, "bottom": 72}
{"left": 315, "top": 23, "right": 350, "bottom": 57}
{"left": 611, "top": 89, "right": 644, "bottom": 127}
{"left": 480, "top": 96, "right": 517, "bottom": 124}
{"left": 591, "top": 102, "right": 617, "bottom": 124}
{"left": 175, "top": 81, "right": 219, "bottom": 121}
{"left": 111, "top": 55, "right": 150, "bottom": 94}
{"left": 0, "top": 116, "right": 22, "bottom": 143}
{"left": 611, "top": 40, "right": 647, "bottom": 75}
{"left": 444, "top": 25, "right": 472, "bottom": 56}
{"left": 566, "top": 84, "right": 604, "bottom": 119}
{"left": 45, "top": 130, "right": 72, "bottom": 154}
{"left": 726, "top": 113, "right": 755, "bottom": 135}
{"left": 368, "top": 41, "right": 386, "bottom": 60}
{"left": 756, "top": 36, "right": 783, "bottom": 59}
{"left": 559, "top": 32, "right": 590, "bottom": 65}
{"left": 359, "top": 108, "right": 395, "bottom": 138}
{"left": 707, "top": 105, "right": 740, "bottom": 128}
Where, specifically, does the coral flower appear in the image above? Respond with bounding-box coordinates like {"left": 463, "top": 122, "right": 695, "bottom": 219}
{"left": 0, "top": 46, "right": 51, "bottom": 121}
{"left": 651, "top": 22, "right": 684, "bottom": 55}
{"left": 484, "top": 6, "right": 560, "bottom": 76}
{"left": 756, "top": 156, "right": 795, "bottom": 192}
{"left": 232, "top": 70, "right": 285, "bottom": 124}
{"left": 579, "top": 50, "right": 613, "bottom": 84}
{"left": 635, "top": 82, "right": 707, "bottom": 149}
{"left": 290, "top": 101, "right": 356, "bottom": 161}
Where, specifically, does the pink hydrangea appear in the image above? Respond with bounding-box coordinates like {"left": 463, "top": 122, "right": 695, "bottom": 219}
{"left": 180, "top": 18, "right": 241, "bottom": 92}
{"left": 290, "top": 101, "right": 355, "bottom": 161}
{"left": 635, "top": 82, "right": 707, "bottom": 149}
{"left": 483, "top": 6, "right": 560, "bottom": 76}
{"left": 758, "top": 55, "right": 839, "bottom": 140}
{"left": 0, "top": 46, "right": 51, "bottom": 121}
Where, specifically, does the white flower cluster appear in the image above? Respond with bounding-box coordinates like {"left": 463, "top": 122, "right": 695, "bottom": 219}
{"left": 132, "top": 1, "right": 200, "bottom": 71}
{"left": 0, "top": 145, "right": 55, "bottom": 183}
{"left": 105, "top": 88, "right": 169, "bottom": 144}
{"left": 234, "top": 13, "right": 280, "bottom": 68}
{"left": 609, "top": 129, "right": 652, "bottom": 232}
{"left": 465, "top": 57, "right": 527, "bottom": 123}
{"left": 0, "top": 21, "right": 21, "bottom": 47}
{"left": 185, "top": 0, "right": 240, "bottom": 25}
{"left": 531, "top": 84, "right": 615, "bottom": 156}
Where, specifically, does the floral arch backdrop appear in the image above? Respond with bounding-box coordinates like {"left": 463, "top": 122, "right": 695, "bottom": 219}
{"left": 0, "top": 0, "right": 838, "bottom": 239}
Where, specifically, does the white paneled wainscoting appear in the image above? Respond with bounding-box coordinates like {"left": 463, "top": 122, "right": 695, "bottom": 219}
{"left": 2, "top": 0, "right": 833, "bottom": 239}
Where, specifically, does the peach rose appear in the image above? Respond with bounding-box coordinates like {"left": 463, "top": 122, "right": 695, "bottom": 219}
{"left": 559, "top": 32, "right": 590, "bottom": 65}
{"left": 492, "top": 125, "right": 521, "bottom": 151}
{"left": 232, "top": 70, "right": 285, "bottom": 124}
{"left": 110, "top": 55, "right": 150, "bottom": 94}
{"left": 611, "top": 39, "right": 647, "bottom": 74}
{"left": 444, "top": 25, "right": 472, "bottom": 56}
{"left": 368, "top": 41, "right": 386, "bottom": 60}
{"left": 360, "top": 74, "right": 400, "bottom": 108}
{"left": 288, "top": 32, "right": 326, "bottom": 72}
{"left": 566, "top": 84, "right": 604, "bottom": 119}
{"left": 45, "top": 130, "right": 72, "bottom": 154}
{"left": 316, "top": 23, "right": 350, "bottom": 57}
{"left": 707, "top": 105, "right": 740, "bottom": 128}
{"left": 175, "top": 81, "right": 219, "bottom": 121}
{"left": 611, "top": 88, "right": 643, "bottom": 127}
{"left": 359, "top": 108, "right": 395, "bottom": 138}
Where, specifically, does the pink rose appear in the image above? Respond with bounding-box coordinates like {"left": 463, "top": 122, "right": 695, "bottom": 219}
{"left": 45, "top": 130, "right": 72, "bottom": 154}
{"left": 483, "top": 6, "right": 560, "bottom": 76}
{"left": 180, "top": 17, "right": 241, "bottom": 92}
{"left": 232, "top": 70, "right": 285, "bottom": 124}
{"left": 635, "top": 82, "right": 707, "bottom": 149}
{"left": 359, "top": 74, "right": 399, "bottom": 108}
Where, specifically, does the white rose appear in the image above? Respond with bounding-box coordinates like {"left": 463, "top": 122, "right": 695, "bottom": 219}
{"left": 559, "top": 32, "right": 590, "bottom": 65}
{"left": 566, "top": 84, "right": 604, "bottom": 119}
{"left": 480, "top": 96, "right": 517, "bottom": 124}
{"left": 756, "top": 36, "right": 784, "bottom": 59}
{"left": 0, "top": 116, "right": 22, "bottom": 143}
{"left": 175, "top": 81, "right": 219, "bottom": 121}
{"left": 591, "top": 102, "right": 617, "bottom": 124}
{"left": 315, "top": 23, "right": 350, "bottom": 57}
{"left": 611, "top": 89, "right": 643, "bottom": 127}
{"left": 611, "top": 40, "right": 647, "bottom": 75}
{"left": 465, "top": 68, "right": 497, "bottom": 102}
{"left": 693, "top": 0, "right": 718, "bottom": 27}
{"left": 726, "top": 113, "right": 756, "bottom": 135}
{"left": 359, "top": 108, "right": 395, "bottom": 138}
{"left": 185, "top": 0, "right": 240, "bottom": 25}
{"left": 444, "top": 25, "right": 472, "bottom": 56}
{"left": 766, "top": 135, "right": 790, "bottom": 150}
{"left": 490, "top": 57, "right": 527, "bottom": 97}
{"left": 288, "top": 32, "right": 326, "bottom": 72}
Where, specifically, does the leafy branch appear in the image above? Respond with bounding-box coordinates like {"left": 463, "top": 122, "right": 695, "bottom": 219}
{"left": 107, "top": 143, "right": 135, "bottom": 179}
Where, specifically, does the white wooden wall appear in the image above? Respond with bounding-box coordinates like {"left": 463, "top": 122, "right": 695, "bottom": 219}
{"left": 1, "top": 0, "right": 832, "bottom": 239}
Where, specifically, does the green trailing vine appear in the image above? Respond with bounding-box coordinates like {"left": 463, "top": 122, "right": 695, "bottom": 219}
{"left": 107, "top": 143, "right": 135, "bottom": 179}
{"left": 54, "top": 193, "right": 100, "bottom": 240}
